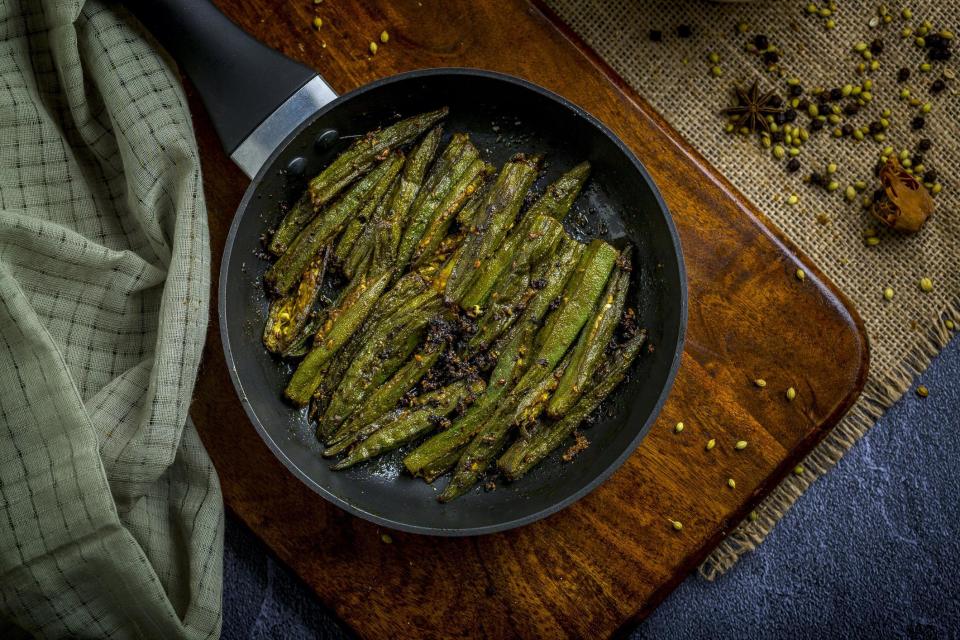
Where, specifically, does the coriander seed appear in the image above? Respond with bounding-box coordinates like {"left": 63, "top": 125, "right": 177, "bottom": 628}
{"left": 735, "top": 440, "right": 748, "bottom": 450}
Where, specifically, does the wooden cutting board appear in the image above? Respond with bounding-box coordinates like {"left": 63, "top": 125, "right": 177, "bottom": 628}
{"left": 188, "top": 0, "right": 869, "bottom": 637}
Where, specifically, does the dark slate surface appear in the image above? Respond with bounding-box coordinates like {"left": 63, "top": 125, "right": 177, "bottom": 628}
{"left": 222, "top": 337, "right": 960, "bottom": 639}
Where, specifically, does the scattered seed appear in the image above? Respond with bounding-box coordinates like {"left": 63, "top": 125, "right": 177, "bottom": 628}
{"left": 795, "top": 268, "right": 806, "bottom": 281}
{"left": 786, "top": 387, "right": 797, "bottom": 401}
{"left": 749, "top": 511, "right": 759, "bottom": 522}
{"left": 706, "top": 438, "right": 716, "bottom": 451}
{"left": 844, "top": 185, "right": 857, "bottom": 201}
{"left": 919, "top": 277, "right": 933, "bottom": 292}
{"left": 648, "top": 29, "right": 663, "bottom": 42}
{"left": 787, "top": 194, "right": 799, "bottom": 205}
{"left": 866, "top": 236, "right": 881, "bottom": 246}
{"left": 794, "top": 464, "right": 805, "bottom": 475}
{"left": 945, "top": 319, "right": 955, "bottom": 330}
{"left": 380, "top": 533, "right": 393, "bottom": 544}
{"left": 708, "top": 52, "right": 720, "bottom": 63}
{"left": 677, "top": 24, "right": 693, "bottom": 38}
{"left": 380, "top": 30, "right": 389, "bottom": 43}
{"left": 710, "top": 65, "right": 724, "bottom": 77}
{"left": 754, "top": 378, "right": 767, "bottom": 388}
{"left": 735, "top": 440, "right": 748, "bottom": 451}
{"left": 674, "top": 421, "right": 684, "bottom": 434}
{"left": 728, "top": 478, "right": 737, "bottom": 489}
{"left": 369, "top": 41, "right": 378, "bottom": 54}
{"left": 672, "top": 520, "right": 684, "bottom": 531}
{"left": 901, "top": 7, "right": 912, "bottom": 19}
{"left": 312, "top": 16, "right": 323, "bottom": 28}
{"left": 883, "top": 286, "right": 894, "bottom": 300}
{"left": 916, "top": 385, "right": 929, "bottom": 398}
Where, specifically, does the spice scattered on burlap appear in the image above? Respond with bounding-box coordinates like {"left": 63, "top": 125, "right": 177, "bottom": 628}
{"left": 546, "top": 0, "right": 958, "bottom": 578}
{"left": 0, "top": 1, "right": 222, "bottom": 637}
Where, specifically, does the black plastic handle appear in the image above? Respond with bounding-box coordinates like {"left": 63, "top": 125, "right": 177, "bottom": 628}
{"left": 127, "top": 0, "right": 316, "bottom": 154}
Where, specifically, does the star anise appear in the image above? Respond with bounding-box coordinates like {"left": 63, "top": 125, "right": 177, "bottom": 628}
{"left": 722, "top": 80, "right": 783, "bottom": 135}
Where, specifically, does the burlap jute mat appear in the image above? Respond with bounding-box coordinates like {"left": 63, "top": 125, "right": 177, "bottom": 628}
{"left": 545, "top": 0, "right": 959, "bottom": 578}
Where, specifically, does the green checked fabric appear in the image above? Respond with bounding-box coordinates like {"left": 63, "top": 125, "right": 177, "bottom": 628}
{"left": 0, "top": 1, "right": 222, "bottom": 638}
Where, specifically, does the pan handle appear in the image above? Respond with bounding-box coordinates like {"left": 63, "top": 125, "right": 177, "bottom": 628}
{"left": 126, "top": 0, "right": 338, "bottom": 178}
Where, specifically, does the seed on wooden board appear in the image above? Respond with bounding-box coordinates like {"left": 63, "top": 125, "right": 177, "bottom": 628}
{"left": 786, "top": 387, "right": 797, "bottom": 401}
{"left": 727, "top": 478, "right": 737, "bottom": 489}
{"left": 674, "top": 421, "right": 684, "bottom": 433}
{"left": 754, "top": 378, "right": 767, "bottom": 388}
{"left": 706, "top": 438, "right": 716, "bottom": 451}
{"left": 795, "top": 268, "right": 806, "bottom": 280}
{"left": 735, "top": 440, "right": 748, "bottom": 450}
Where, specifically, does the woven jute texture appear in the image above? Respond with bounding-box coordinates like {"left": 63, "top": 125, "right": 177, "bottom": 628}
{"left": 0, "top": 1, "right": 221, "bottom": 637}
{"left": 546, "top": 0, "right": 959, "bottom": 578}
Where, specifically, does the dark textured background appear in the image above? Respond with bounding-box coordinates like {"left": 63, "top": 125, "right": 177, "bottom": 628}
{"left": 222, "top": 338, "right": 960, "bottom": 639}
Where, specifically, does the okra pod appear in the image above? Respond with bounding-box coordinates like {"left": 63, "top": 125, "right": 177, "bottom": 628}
{"left": 437, "top": 357, "right": 568, "bottom": 502}
{"left": 547, "top": 250, "right": 631, "bottom": 418}
{"left": 499, "top": 330, "right": 646, "bottom": 480}
{"left": 266, "top": 156, "right": 400, "bottom": 296}
{"left": 444, "top": 153, "right": 543, "bottom": 302}
{"left": 525, "top": 161, "right": 591, "bottom": 222}
{"left": 323, "top": 346, "right": 443, "bottom": 454}
{"left": 308, "top": 107, "right": 448, "bottom": 207}
{"left": 395, "top": 135, "right": 478, "bottom": 272}
{"left": 533, "top": 239, "right": 618, "bottom": 365}
{"left": 459, "top": 214, "right": 564, "bottom": 309}
{"left": 345, "top": 176, "right": 400, "bottom": 278}
{"left": 269, "top": 192, "right": 315, "bottom": 256}
{"left": 262, "top": 246, "right": 329, "bottom": 354}
{"left": 319, "top": 294, "right": 441, "bottom": 432}
{"left": 337, "top": 157, "right": 404, "bottom": 276}
{"left": 284, "top": 271, "right": 391, "bottom": 405}
{"left": 403, "top": 321, "right": 534, "bottom": 478}
{"left": 332, "top": 378, "right": 485, "bottom": 470}
{"left": 412, "top": 159, "right": 493, "bottom": 264}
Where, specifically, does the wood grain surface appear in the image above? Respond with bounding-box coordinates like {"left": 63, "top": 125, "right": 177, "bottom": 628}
{"left": 187, "top": 1, "right": 869, "bottom": 637}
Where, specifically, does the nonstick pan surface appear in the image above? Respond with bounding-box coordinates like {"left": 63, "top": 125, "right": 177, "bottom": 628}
{"left": 219, "top": 68, "right": 686, "bottom": 535}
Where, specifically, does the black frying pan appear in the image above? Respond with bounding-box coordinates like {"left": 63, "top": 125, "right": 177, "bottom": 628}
{"left": 130, "top": 0, "right": 687, "bottom": 535}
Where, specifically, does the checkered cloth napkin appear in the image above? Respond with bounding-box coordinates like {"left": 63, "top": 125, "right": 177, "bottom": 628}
{"left": 0, "top": 1, "right": 222, "bottom": 637}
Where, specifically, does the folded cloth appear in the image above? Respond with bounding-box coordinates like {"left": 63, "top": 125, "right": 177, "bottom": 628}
{"left": 0, "top": 1, "right": 222, "bottom": 638}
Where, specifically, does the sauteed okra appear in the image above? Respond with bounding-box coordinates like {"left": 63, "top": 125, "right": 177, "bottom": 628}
{"left": 262, "top": 107, "right": 645, "bottom": 501}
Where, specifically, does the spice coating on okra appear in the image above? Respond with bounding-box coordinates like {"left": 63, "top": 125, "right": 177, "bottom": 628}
{"left": 259, "top": 108, "right": 647, "bottom": 502}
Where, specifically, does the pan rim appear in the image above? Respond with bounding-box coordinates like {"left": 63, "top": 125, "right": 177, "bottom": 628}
{"left": 218, "top": 67, "right": 687, "bottom": 536}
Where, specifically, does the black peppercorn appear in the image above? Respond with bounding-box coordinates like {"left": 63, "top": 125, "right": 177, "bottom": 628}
{"left": 923, "top": 170, "right": 938, "bottom": 184}
{"left": 930, "top": 79, "right": 946, "bottom": 94}
{"left": 773, "top": 111, "right": 787, "bottom": 125}
{"left": 911, "top": 116, "right": 926, "bottom": 130}
{"left": 872, "top": 188, "right": 885, "bottom": 202}
{"left": 763, "top": 50, "right": 780, "bottom": 65}
{"left": 809, "top": 172, "right": 824, "bottom": 186}
{"left": 649, "top": 29, "right": 663, "bottom": 42}
{"left": 753, "top": 34, "right": 770, "bottom": 50}
{"left": 783, "top": 108, "right": 797, "bottom": 123}
{"left": 869, "top": 39, "right": 884, "bottom": 55}
{"left": 868, "top": 121, "right": 884, "bottom": 134}
{"left": 897, "top": 68, "right": 911, "bottom": 83}
{"left": 844, "top": 102, "right": 861, "bottom": 115}
{"left": 786, "top": 158, "right": 801, "bottom": 173}
{"left": 928, "top": 47, "right": 953, "bottom": 62}
{"left": 810, "top": 119, "right": 824, "bottom": 131}
{"left": 768, "top": 95, "right": 784, "bottom": 108}
{"left": 788, "top": 84, "right": 804, "bottom": 97}
{"left": 676, "top": 24, "right": 693, "bottom": 38}
{"left": 841, "top": 123, "right": 854, "bottom": 136}
{"left": 797, "top": 98, "right": 810, "bottom": 111}
{"left": 912, "top": 154, "right": 924, "bottom": 166}
{"left": 771, "top": 129, "right": 785, "bottom": 142}
{"left": 829, "top": 87, "right": 843, "bottom": 101}
{"left": 917, "top": 138, "right": 932, "bottom": 152}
